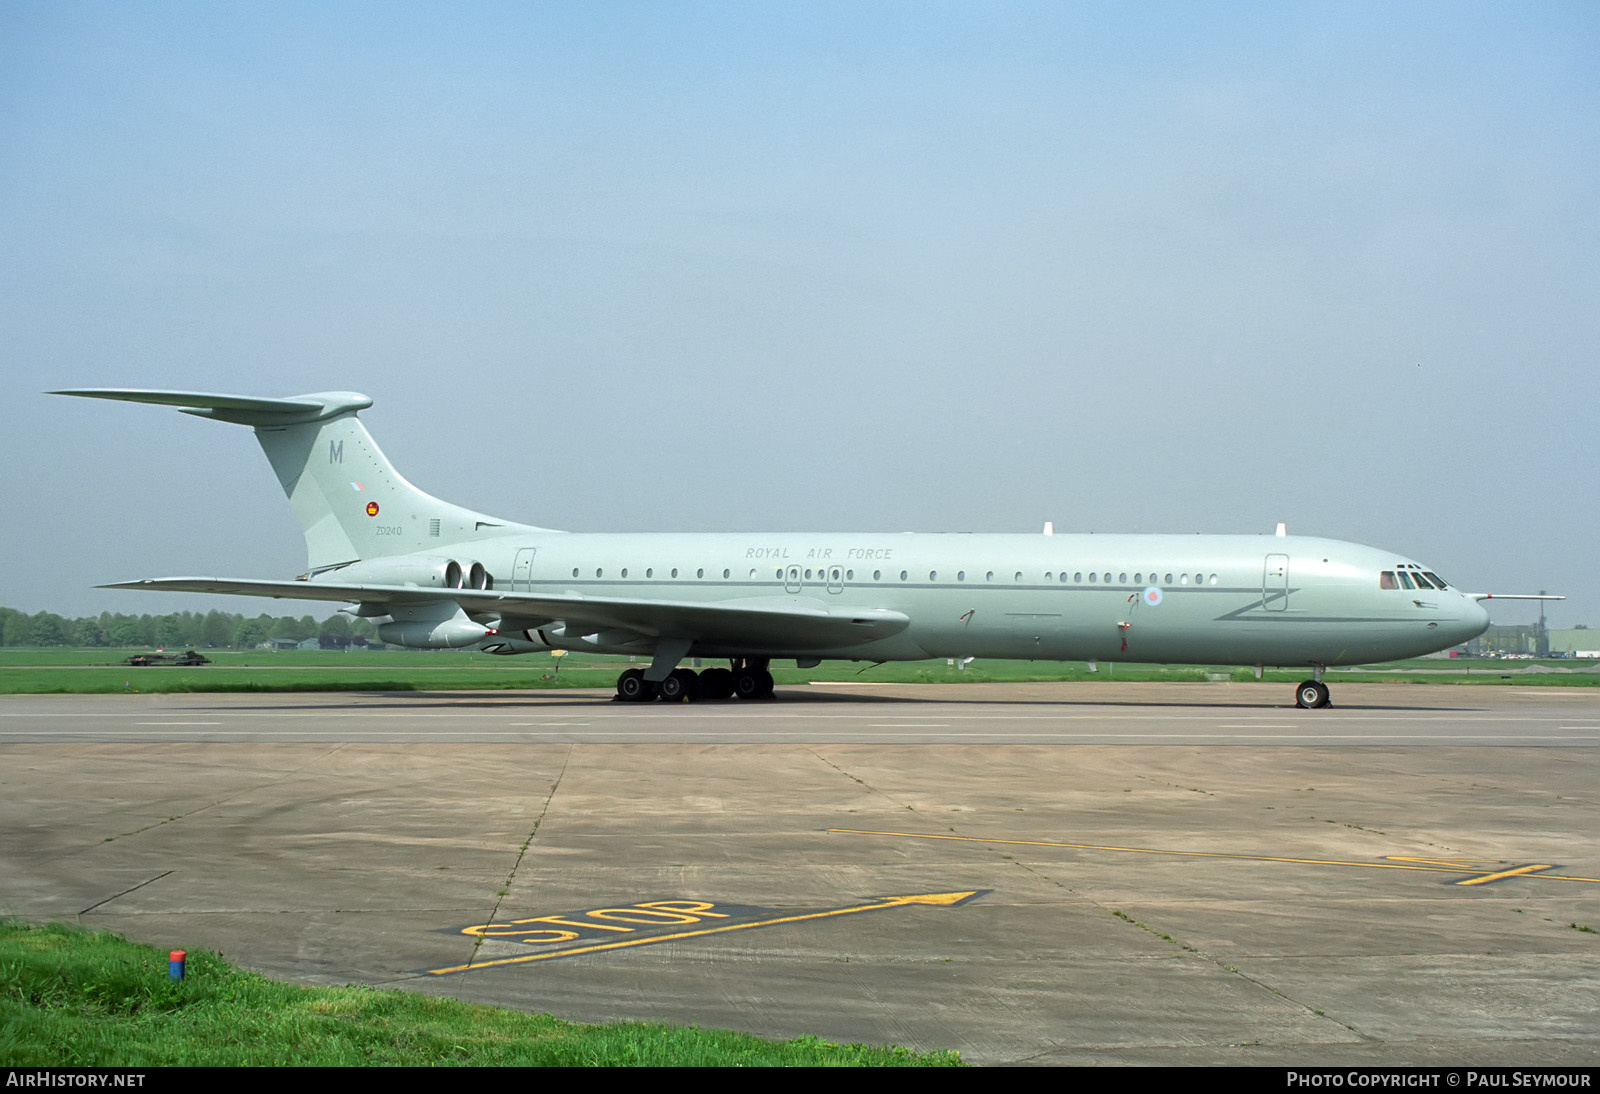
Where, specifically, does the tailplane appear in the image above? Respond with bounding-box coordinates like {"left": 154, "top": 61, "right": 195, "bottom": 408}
{"left": 52, "top": 389, "right": 547, "bottom": 570}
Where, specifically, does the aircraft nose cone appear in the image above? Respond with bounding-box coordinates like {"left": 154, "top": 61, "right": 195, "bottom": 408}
{"left": 1457, "top": 596, "right": 1491, "bottom": 643}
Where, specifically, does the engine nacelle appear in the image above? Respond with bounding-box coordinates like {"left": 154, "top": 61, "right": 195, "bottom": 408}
{"left": 315, "top": 556, "right": 494, "bottom": 590}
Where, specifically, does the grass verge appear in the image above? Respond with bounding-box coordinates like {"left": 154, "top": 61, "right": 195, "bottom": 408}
{"left": 2, "top": 648, "right": 1596, "bottom": 694}
{"left": 0, "top": 921, "right": 960, "bottom": 1067}
{"left": 0, "top": 646, "right": 1593, "bottom": 697}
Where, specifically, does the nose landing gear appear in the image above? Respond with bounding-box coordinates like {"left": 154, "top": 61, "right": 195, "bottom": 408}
{"left": 1295, "top": 666, "right": 1331, "bottom": 709}
{"left": 1295, "top": 680, "right": 1331, "bottom": 708}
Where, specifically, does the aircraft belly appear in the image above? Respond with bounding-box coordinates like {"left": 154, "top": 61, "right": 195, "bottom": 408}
{"left": 1153, "top": 619, "right": 1445, "bottom": 666}
{"left": 886, "top": 601, "right": 1105, "bottom": 659}
{"left": 897, "top": 588, "right": 1461, "bottom": 668}
{"left": 530, "top": 614, "right": 1452, "bottom": 667}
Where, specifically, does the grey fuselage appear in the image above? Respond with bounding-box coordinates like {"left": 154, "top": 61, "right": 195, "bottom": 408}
{"left": 57, "top": 388, "right": 1490, "bottom": 674}
{"left": 397, "top": 529, "right": 1490, "bottom": 668}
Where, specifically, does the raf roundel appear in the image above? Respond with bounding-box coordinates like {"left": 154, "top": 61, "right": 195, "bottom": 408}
{"left": 366, "top": 501, "right": 380, "bottom": 517}
{"left": 1143, "top": 586, "right": 1163, "bottom": 607}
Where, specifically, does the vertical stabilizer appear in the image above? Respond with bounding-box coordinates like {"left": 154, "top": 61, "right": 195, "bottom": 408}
{"left": 52, "top": 389, "right": 546, "bottom": 570}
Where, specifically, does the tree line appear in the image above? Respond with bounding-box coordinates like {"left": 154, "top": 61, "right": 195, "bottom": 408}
{"left": 0, "top": 607, "right": 380, "bottom": 649}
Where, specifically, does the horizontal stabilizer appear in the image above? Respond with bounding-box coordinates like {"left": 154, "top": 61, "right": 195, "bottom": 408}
{"left": 56, "top": 387, "right": 546, "bottom": 568}
{"left": 51, "top": 388, "right": 372, "bottom": 426}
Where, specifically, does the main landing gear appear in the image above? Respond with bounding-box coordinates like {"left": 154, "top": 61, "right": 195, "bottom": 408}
{"left": 615, "top": 658, "right": 775, "bottom": 703}
{"left": 1295, "top": 666, "right": 1332, "bottom": 709}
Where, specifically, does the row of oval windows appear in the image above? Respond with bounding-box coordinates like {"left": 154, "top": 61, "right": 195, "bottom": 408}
{"left": 570, "top": 566, "right": 1222, "bottom": 586}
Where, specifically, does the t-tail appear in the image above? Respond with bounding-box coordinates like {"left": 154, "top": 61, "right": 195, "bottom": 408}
{"left": 52, "top": 389, "right": 547, "bottom": 572}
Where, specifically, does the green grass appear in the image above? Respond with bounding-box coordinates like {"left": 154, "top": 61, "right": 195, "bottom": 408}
{"left": 4, "top": 647, "right": 1598, "bottom": 692}
{"left": 1, "top": 647, "right": 1595, "bottom": 694}
{"left": 0, "top": 647, "right": 623, "bottom": 694}
{"left": 0, "top": 921, "right": 960, "bottom": 1067}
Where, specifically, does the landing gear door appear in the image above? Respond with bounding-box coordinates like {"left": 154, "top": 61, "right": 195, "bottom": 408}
{"left": 1263, "top": 553, "right": 1289, "bottom": 611}
{"left": 512, "top": 548, "right": 537, "bottom": 592}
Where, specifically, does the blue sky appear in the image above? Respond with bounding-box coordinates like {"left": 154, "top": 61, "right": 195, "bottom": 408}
{"left": 2, "top": 2, "right": 1595, "bottom": 626}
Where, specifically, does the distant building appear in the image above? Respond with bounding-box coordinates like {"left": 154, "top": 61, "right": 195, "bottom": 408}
{"left": 1475, "top": 625, "right": 1597, "bottom": 659}
{"left": 1547, "top": 628, "right": 1599, "bottom": 658}
{"left": 1478, "top": 625, "right": 1538, "bottom": 655}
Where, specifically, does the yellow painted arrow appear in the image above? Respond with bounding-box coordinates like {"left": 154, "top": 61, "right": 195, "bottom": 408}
{"left": 428, "top": 890, "right": 984, "bottom": 976}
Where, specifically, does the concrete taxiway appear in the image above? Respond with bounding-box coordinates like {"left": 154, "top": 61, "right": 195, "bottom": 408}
{"left": 2, "top": 682, "right": 1597, "bottom": 1065}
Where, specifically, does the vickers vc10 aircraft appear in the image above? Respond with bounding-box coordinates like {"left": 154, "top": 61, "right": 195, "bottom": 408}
{"left": 59, "top": 388, "right": 1512, "bottom": 709}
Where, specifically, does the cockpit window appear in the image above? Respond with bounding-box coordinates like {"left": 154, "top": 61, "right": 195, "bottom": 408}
{"left": 1388, "top": 563, "right": 1452, "bottom": 591}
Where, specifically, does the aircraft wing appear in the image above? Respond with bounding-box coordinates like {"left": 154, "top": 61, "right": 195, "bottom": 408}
{"left": 101, "top": 577, "right": 911, "bottom": 650}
